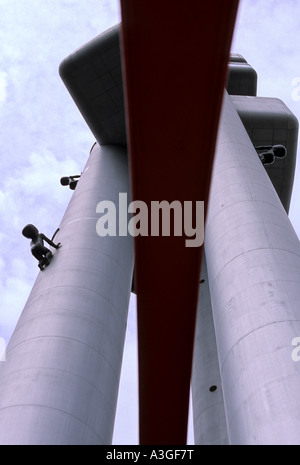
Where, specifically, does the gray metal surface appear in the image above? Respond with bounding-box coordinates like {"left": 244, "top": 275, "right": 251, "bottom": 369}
{"left": 232, "top": 95, "right": 298, "bottom": 212}
{"left": 0, "top": 143, "right": 133, "bottom": 444}
{"left": 227, "top": 57, "right": 257, "bottom": 96}
{"left": 205, "top": 91, "right": 300, "bottom": 444}
{"left": 59, "top": 25, "right": 126, "bottom": 146}
{"left": 192, "top": 254, "right": 228, "bottom": 445}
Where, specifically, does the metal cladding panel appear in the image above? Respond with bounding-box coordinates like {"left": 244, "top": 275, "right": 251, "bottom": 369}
{"left": 232, "top": 96, "right": 299, "bottom": 212}
{"left": 226, "top": 62, "right": 257, "bottom": 96}
{"left": 229, "top": 54, "right": 247, "bottom": 63}
{"left": 192, "top": 255, "right": 228, "bottom": 445}
{"left": 120, "top": 0, "right": 239, "bottom": 444}
{"left": 59, "top": 26, "right": 126, "bottom": 146}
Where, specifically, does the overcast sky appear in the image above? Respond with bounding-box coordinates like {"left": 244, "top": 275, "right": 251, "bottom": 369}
{"left": 0, "top": 0, "right": 300, "bottom": 446}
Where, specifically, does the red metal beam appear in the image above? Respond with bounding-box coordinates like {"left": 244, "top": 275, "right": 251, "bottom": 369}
{"left": 120, "top": 0, "right": 239, "bottom": 444}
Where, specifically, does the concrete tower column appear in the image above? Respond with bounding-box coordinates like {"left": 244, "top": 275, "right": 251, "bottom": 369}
{"left": 0, "top": 143, "right": 134, "bottom": 445}
{"left": 192, "top": 253, "right": 228, "bottom": 445}
{"left": 205, "top": 92, "right": 300, "bottom": 444}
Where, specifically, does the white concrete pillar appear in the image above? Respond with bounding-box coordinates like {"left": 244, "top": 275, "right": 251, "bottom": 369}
{"left": 192, "top": 253, "right": 228, "bottom": 444}
{"left": 205, "top": 92, "right": 300, "bottom": 444}
{"left": 0, "top": 143, "right": 134, "bottom": 445}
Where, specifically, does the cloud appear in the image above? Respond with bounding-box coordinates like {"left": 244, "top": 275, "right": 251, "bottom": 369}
{"left": 0, "top": 149, "right": 80, "bottom": 227}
